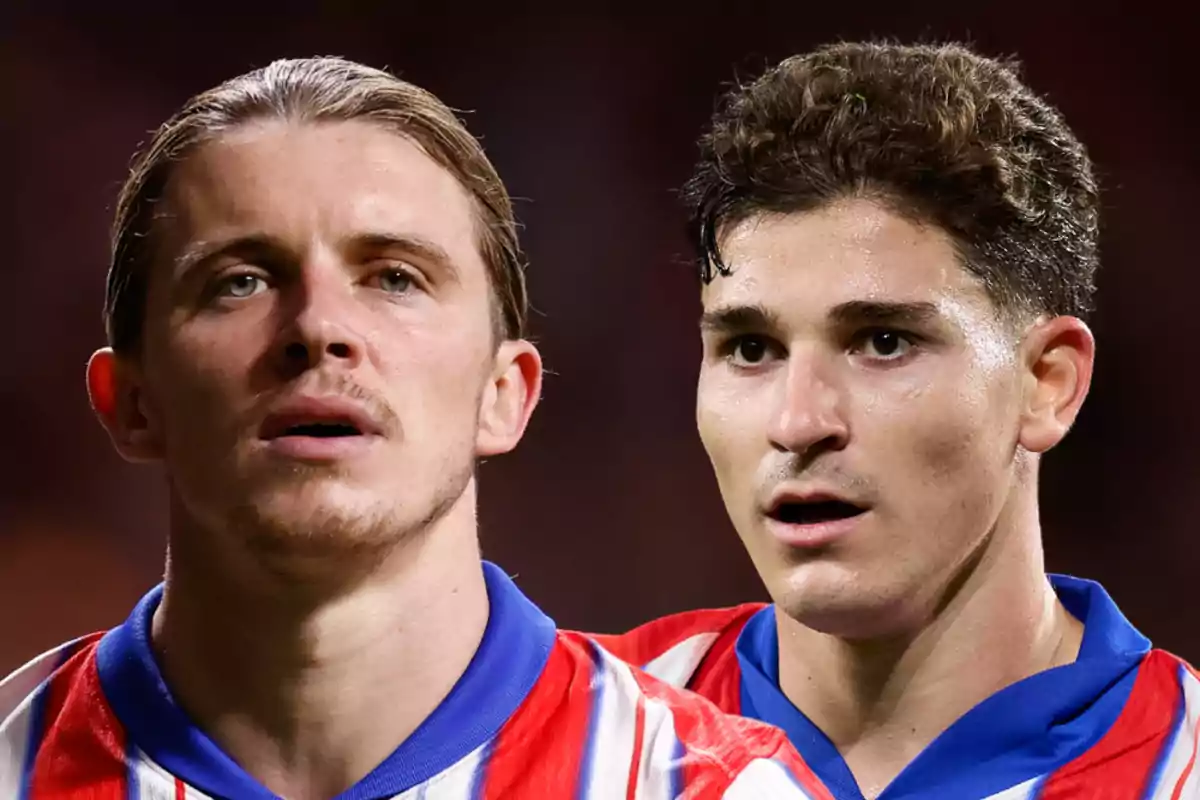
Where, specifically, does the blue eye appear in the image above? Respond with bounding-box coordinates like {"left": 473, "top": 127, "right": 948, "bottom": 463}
{"left": 375, "top": 268, "right": 414, "bottom": 294}
{"left": 219, "top": 273, "right": 267, "bottom": 299}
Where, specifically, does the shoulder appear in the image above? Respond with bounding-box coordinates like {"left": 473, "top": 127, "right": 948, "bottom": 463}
{"left": 552, "top": 630, "right": 828, "bottom": 798}
{"left": 1, "top": 635, "right": 105, "bottom": 793}
{"left": 1135, "top": 647, "right": 1200, "bottom": 701}
{"left": 0, "top": 635, "right": 102, "bottom": 724}
{"left": 1144, "top": 647, "right": 1200, "bottom": 714}
{"left": 581, "top": 604, "right": 765, "bottom": 688}
{"left": 1151, "top": 647, "right": 1200, "bottom": 675}
{"left": 1041, "top": 648, "right": 1200, "bottom": 798}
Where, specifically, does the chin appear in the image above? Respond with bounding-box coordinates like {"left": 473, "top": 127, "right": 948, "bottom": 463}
{"left": 237, "top": 494, "right": 397, "bottom": 547}
{"left": 769, "top": 563, "right": 921, "bottom": 640}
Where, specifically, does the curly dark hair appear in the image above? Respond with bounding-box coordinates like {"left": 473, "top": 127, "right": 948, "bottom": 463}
{"left": 107, "top": 56, "right": 527, "bottom": 354}
{"left": 684, "top": 41, "right": 1100, "bottom": 319}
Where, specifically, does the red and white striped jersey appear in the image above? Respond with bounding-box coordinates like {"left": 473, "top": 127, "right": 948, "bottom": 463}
{"left": 593, "top": 575, "right": 1200, "bottom": 799}
{"left": 0, "top": 563, "right": 832, "bottom": 799}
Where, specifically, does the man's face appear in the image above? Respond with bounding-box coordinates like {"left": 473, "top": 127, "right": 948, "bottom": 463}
{"left": 125, "top": 120, "right": 518, "bottom": 555}
{"left": 697, "top": 198, "right": 1029, "bottom": 637}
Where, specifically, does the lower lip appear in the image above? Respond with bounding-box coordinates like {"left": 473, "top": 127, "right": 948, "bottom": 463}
{"left": 765, "top": 512, "right": 867, "bottom": 548}
{"left": 260, "top": 435, "right": 379, "bottom": 461}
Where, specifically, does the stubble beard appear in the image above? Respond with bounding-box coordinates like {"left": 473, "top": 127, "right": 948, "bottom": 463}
{"left": 175, "top": 454, "right": 478, "bottom": 597}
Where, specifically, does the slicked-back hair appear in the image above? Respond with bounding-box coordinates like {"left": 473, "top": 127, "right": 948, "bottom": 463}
{"left": 107, "top": 56, "right": 528, "bottom": 354}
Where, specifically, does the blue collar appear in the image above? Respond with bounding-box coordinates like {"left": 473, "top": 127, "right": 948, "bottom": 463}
{"left": 736, "top": 574, "right": 1151, "bottom": 799}
{"left": 96, "top": 561, "right": 556, "bottom": 800}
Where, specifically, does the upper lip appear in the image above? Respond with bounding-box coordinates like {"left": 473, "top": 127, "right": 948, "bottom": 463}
{"left": 259, "top": 396, "right": 384, "bottom": 439}
{"left": 763, "top": 487, "right": 868, "bottom": 516}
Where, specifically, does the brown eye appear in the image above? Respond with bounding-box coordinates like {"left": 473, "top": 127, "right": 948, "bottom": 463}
{"left": 860, "top": 330, "right": 913, "bottom": 360}
{"left": 726, "top": 335, "right": 777, "bottom": 367}
{"left": 735, "top": 336, "right": 767, "bottom": 363}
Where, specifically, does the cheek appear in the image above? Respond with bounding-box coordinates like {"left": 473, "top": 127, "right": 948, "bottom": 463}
{"left": 163, "top": 337, "right": 253, "bottom": 407}
{"left": 388, "top": 333, "right": 492, "bottom": 422}
{"left": 696, "top": 375, "right": 762, "bottom": 493}
{"left": 912, "top": 414, "right": 986, "bottom": 485}
{"left": 143, "top": 321, "right": 275, "bottom": 449}
{"left": 894, "top": 369, "right": 1020, "bottom": 504}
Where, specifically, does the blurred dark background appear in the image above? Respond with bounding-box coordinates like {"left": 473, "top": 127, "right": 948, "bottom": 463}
{"left": 4, "top": 2, "right": 1195, "bottom": 674}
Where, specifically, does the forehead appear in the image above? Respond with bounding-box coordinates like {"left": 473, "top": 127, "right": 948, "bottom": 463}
{"left": 702, "top": 198, "right": 992, "bottom": 320}
{"left": 160, "top": 119, "right": 481, "bottom": 271}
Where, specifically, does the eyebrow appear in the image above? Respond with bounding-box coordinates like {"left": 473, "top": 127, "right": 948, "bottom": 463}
{"left": 699, "top": 303, "right": 783, "bottom": 335}
{"left": 828, "top": 300, "right": 940, "bottom": 327}
{"left": 349, "top": 232, "right": 460, "bottom": 282}
{"left": 173, "top": 231, "right": 461, "bottom": 281}
{"left": 699, "top": 300, "right": 941, "bottom": 334}
{"left": 173, "top": 234, "right": 283, "bottom": 279}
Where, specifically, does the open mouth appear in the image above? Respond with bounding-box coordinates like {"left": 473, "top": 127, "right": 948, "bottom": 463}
{"left": 258, "top": 396, "right": 384, "bottom": 448}
{"left": 768, "top": 500, "right": 865, "bottom": 525}
{"left": 277, "top": 421, "right": 363, "bottom": 438}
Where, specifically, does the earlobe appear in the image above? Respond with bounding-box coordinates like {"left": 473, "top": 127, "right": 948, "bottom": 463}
{"left": 1017, "top": 317, "right": 1095, "bottom": 454}
{"left": 476, "top": 339, "right": 543, "bottom": 457}
{"left": 86, "top": 348, "right": 164, "bottom": 463}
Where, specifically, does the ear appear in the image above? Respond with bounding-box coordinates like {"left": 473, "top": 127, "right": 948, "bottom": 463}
{"left": 476, "top": 339, "right": 543, "bottom": 457}
{"left": 1017, "top": 316, "right": 1095, "bottom": 454}
{"left": 86, "top": 348, "right": 165, "bottom": 463}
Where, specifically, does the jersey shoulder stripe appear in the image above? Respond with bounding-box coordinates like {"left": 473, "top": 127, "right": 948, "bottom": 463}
{"left": 586, "top": 605, "right": 759, "bottom": 713}
{"left": 588, "top": 605, "right": 760, "bottom": 684}
{"left": 12, "top": 637, "right": 128, "bottom": 799}
{"left": 1034, "top": 649, "right": 1200, "bottom": 799}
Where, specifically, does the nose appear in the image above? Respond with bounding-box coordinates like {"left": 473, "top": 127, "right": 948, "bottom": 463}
{"left": 275, "top": 260, "right": 367, "bottom": 375}
{"left": 766, "top": 348, "right": 849, "bottom": 458}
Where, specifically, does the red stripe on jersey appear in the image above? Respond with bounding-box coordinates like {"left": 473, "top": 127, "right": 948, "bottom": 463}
{"left": 25, "top": 644, "right": 128, "bottom": 799}
{"left": 176, "top": 776, "right": 188, "bottom": 799}
{"left": 1038, "top": 650, "right": 1184, "bottom": 799}
{"left": 686, "top": 617, "right": 746, "bottom": 715}
{"left": 474, "top": 635, "right": 595, "bottom": 798}
{"left": 625, "top": 690, "right": 646, "bottom": 800}
{"left": 628, "top": 664, "right": 834, "bottom": 800}
{"left": 588, "top": 605, "right": 763, "bottom": 671}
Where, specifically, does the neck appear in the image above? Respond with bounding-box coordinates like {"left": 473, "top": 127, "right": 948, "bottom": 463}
{"left": 777, "top": 486, "right": 1083, "bottom": 799}
{"left": 153, "top": 485, "right": 490, "bottom": 800}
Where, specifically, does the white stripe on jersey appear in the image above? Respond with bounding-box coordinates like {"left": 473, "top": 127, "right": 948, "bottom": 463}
{"left": 721, "top": 757, "right": 812, "bottom": 799}
{"left": 630, "top": 694, "right": 679, "bottom": 800}
{"left": 0, "top": 640, "right": 81, "bottom": 721}
{"left": 129, "top": 751, "right": 179, "bottom": 800}
{"left": 0, "top": 637, "right": 90, "bottom": 793}
{"left": 595, "top": 641, "right": 817, "bottom": 800}
{"left": 0, "top": 720, "right": 29, "bottom": 800}
{"left": 0, "top": 675, "right": 39, "bottom": 798}
{"left": 980, "top": 775, "right": 1041, "bottom": 800}
{"left": 581, "top": 649, "right": 642, "bottom": 800}
{"left": 640, "top": 633, "right": 719, "bottom": 688}
{"left": 1147, "top": 664, "right": 1200, "bottom": 799}
{"left": 129, "top": 749, "right": 214, "bottom": 799}
{"left": 0, "top": 733, "right": 24, "bottom": 800}
{"left": 388, "top": 741, "right": 488, "bottom": 800}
